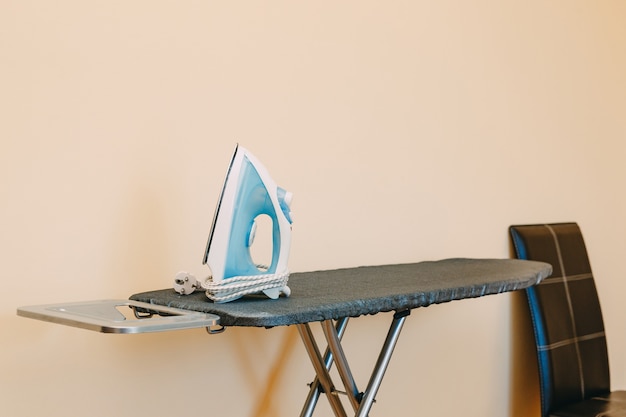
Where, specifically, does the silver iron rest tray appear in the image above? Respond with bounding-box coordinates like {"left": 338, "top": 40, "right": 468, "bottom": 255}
{"left": 17, "top": 299, "right": 220, "bottom": 334}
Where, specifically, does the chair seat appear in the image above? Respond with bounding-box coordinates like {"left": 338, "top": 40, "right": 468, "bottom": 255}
{"left": 551, "top": 391, "right": 626, "bottom": 417}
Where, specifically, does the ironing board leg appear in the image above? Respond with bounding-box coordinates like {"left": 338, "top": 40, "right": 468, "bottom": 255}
{"left": 355, "top": 309, "right": 409, "bottom": 417}
{"left": 297, "top": 322, "right": 348, "bottom": 417}
{"left": 297, "top": 310, "right": 410, "bottom": 417}
{"left": 299, "top": 318, "right": 350, "bottom": 417}
{"left": 321, "top": 320, "right": 361, "bottom": 412}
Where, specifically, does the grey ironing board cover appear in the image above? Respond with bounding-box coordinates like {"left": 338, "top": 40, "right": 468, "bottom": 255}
{"left": 130, "top": 258, "right": 551, "bottom": 327}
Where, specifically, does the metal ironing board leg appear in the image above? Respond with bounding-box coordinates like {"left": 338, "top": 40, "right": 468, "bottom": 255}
{"left": 321, "top": 320, "right": 361, "bottom": 412}
{"left": 297, "top": 309, "right": 410, "bottom": 417}
{"left": 299, "top": 318, "right": 350, "bottom": 417}
{"left": 297, "top": 322, "right": 348, "bottom": 417}
{"left": 355, "top": 309, "right": 409, "bottom": 417}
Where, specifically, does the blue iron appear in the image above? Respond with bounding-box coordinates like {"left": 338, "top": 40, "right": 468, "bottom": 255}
{"left": 174, "top": 145, "right": 293, "bottom": 303}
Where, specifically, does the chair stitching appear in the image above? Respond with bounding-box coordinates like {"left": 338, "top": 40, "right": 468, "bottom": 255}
{"left": 541, "top": 273, "right": 592, "bottom": 285}
{"left": 537, "top": 331, "right": 606, "bottom": 351}
{"left": 545, "top": 224, "right": 586, "bottom": 399}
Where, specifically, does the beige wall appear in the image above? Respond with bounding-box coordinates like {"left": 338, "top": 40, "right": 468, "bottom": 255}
{"left": 2, "top": 1, "right": 625, "bottom": 416}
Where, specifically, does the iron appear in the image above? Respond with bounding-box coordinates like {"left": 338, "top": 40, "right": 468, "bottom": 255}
{"left": 174, "top": 145, "right": 293, "bottom": 303}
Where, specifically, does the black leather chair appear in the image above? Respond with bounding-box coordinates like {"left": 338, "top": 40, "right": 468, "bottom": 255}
{"left": 509, "top": 223, "right": 626, "bottom": 417}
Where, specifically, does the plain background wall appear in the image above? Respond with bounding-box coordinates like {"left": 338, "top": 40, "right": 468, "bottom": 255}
{"left": 2, "top": 1, "right": 625, "bottom": 416}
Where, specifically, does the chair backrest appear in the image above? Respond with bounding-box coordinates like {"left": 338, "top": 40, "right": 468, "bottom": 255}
{"left": 509, "top": 223, "right": 610, "bottom": 417}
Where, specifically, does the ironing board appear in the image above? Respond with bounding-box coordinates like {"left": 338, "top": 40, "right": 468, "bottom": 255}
{"left": 127, "top": 258, "right": 551, "bottom": 417}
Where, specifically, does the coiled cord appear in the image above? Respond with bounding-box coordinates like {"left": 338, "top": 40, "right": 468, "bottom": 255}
{"left": 173, "top": 268, "right": 290, "bottom": 303}
{"left": 201, "top": 269, "right": 290, "bottom": 303}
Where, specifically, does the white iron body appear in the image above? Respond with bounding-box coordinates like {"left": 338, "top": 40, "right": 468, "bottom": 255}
{"left": 201, "top": 145, "right": 293, "bottom": 302}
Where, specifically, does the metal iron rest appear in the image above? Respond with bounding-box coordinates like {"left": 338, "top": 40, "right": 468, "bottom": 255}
{"left": 17, "top": 299, "right": 222, "bottom": 334}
